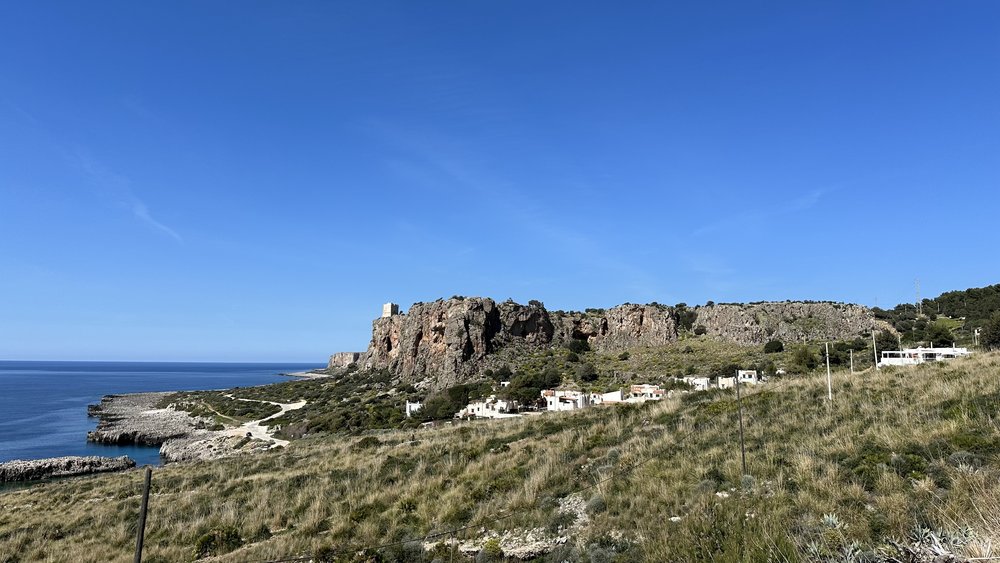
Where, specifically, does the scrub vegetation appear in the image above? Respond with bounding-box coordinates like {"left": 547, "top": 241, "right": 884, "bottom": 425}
{"left": 2, "top": 353, "right": 1000, "bottom": 562}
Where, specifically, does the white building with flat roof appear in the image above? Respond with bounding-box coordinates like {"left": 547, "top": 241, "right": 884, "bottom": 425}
{"left": 879, "top": 346, "right": 970, "bottom": 368}
{"left": 382, "top": 302, "right": 400, "bottom": 317}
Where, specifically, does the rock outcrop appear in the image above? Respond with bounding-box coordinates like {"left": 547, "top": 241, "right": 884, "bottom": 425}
{"left": 0, "top": 456, "right": 136, "bottom": 482}
{"left": 693, "top": 302, "right": 893, "bottom": 346}
{"left": 327, "top": 352, "right": 361, "bottom": 369}
{"left": 354, "top": 297, "right": 887, "bottom": 389}
{"left": 88, "top": 393, "right": 212, "bottom": 446}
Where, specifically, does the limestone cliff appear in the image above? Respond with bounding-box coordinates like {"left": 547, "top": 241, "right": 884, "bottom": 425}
{"left": 693, "top": 302, "right": 893, "bottom": 345}
{"left": 351, "top": 297, "right": 888, "bottom": 389}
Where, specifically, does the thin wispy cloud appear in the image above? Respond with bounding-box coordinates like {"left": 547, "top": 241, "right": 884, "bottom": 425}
{"left": 367, "top": 122, "right": 669, "bottom": 302}
{"left": 692, "top": 187, "right": 830, "bottom": 237}
{"left": 69, "top": 150, "right": 183, "bottom": 243}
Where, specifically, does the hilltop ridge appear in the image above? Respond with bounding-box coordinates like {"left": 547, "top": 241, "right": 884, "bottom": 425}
{"left": 332, "top": 297, "right": 892, "bottom": 390}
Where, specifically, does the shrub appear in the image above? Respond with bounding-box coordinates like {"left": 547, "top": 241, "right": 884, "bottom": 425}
{"left": 763, "top": 340, "right": 784, "bottom": 353}
{"left": 567, "top": 339, "right": 590, "bottom": 354}
{"left": 193, "top": 527, "right": 242, "bottom": 559}
{"left": 982, "top": 312, "right": 1000, "bottom": 350}
{"left": 575, "top": 363, "right": 598, "bottom": 382}
{"left": 586, "top": 494, "right": 607, "bottom": 514}
{"left": 618, "top": 351, "right": 630, "bottom": 361}
{"left": 693, "top": 325, "right": 708, "bottom": 336}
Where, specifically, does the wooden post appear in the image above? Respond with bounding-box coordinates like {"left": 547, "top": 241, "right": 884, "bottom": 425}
{"left": 735, "top": 371, "right": 747, "bottom": 476}
{"left": 134, "top": 466, "right": 152, "bottom": 563}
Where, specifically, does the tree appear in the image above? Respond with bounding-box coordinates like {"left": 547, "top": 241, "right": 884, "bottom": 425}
{"left": 982, "top": 312, "right": 1000, "bottom": 350}
{"left": 925, "top": 321, "right": 956, "bottom": 348}
{"left": 575, "top": 363, "right": 598, "bottom": 382}
{"left": 790, "top": 346, "right": 818, "bottom": 373}
{"left": 693, "top": 325, "right": 708, "bottom": 336}
{"left": 875, "top": 330, "right": 899, "bottom": 359}
{"left": 567, "top": 339, "right": 590, "bottom": 354}
{"left": 763, "top": 340, "right": 784, "bottom": 353}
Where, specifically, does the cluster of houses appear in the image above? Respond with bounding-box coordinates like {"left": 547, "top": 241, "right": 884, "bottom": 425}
{"left": 404, "top": 371, "right": 766, "bottom": 421}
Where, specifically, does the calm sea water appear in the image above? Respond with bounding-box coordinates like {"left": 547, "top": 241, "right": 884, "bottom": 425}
{"left": 0, "top": 361, "right": 322, "bottom": 466}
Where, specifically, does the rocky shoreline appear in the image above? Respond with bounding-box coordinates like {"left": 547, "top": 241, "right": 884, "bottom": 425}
{"left": 0, "top": 456, "right": 136, "bottom": 483}
{"left": 87, "top": 392, "right": 302, "bottom": 463}
{"left": 87, "top": 392, "right": 212, "bottom": 446}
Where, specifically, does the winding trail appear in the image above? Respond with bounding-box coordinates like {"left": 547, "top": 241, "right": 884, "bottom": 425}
{"left": 221, "top": 396, "right": 307, "bottom": 448}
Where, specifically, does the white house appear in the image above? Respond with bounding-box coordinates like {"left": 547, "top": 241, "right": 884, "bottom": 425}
{"left": 682, "top": 377, "right": 711, "bottom": 391}
{"left": 878, "top": 346, "right": 971, "bottom": 368}
{"left": 541, "top": 389, "right": 590, "bottom": 411}
{"left": 589, "top": 390, "right": 624, "bottom": 405}
{"left": 404, "top": 401, "right": 423, "bottom": 418}
{"left": 457, "top": 396, "right": 519, "bottom": 419}
{"left": 628, "top": 384, "right": 665, "bottom": 402}
{"left": 717, "top": 377, "right": 735, "bottom": 390}
{"left": 737, "top": 370, "right": 759, "bottom": 385}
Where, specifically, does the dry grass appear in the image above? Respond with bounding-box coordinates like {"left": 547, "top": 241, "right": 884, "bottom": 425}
{"left": 1, "top": 353, "right": 999, "bottom": 562}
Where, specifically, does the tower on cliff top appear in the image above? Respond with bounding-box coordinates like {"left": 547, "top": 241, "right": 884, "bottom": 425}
{"left": 382, "top": 302, "right": 399, "bottom": 318}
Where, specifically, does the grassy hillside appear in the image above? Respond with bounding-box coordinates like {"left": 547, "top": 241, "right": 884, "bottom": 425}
{"left": 3, "top": 354, "right": 1000, "bottom": 562}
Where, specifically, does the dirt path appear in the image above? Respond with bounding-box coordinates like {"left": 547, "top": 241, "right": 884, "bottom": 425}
{"left": 221, "top": 396, "right": 307, "bottom": 448}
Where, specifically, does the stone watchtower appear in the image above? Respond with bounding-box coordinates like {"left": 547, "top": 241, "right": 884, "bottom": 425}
{"left": 382, "top": 302, "right": 400, "bottom": 318}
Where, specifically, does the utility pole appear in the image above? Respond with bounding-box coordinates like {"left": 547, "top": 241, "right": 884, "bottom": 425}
{"left": 134, "top": 466, "right": 152, "bottom": 563}
{"left": 825, "top": 342, "right": 833, "bottom": 401}
{"left": 735, "top": 370, "right": 748, "bottom": 477}
{"left": 872, "top": 331, "right": 880, "bottom": 370}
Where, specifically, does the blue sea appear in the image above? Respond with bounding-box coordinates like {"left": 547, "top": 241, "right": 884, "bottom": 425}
{"left": 0, "top": 361, "right": 322, "bottom": 466}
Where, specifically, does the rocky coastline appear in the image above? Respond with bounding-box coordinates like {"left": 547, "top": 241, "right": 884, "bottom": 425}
{"left": 87, "top": 392, "right": 211, "bottom": 446}
{"left": 86, "top": 392, "right": 302, "bottom": 463}
{"left": 0, "top": 456, "right": 136, "bottom": 483}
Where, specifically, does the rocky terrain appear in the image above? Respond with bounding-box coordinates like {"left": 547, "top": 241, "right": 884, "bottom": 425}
{"left": 0, "top": 456, "right": 135, "bottom": 482}
{"left": 339, "top": 297, "right": 891, "bottom": 389}
{"left": 88, "top": 392, "right": 211, "bottom": 446}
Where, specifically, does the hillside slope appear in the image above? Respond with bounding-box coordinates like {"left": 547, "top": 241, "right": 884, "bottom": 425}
{"left": 3, "top": 353, "right": 998, "bottom": 562}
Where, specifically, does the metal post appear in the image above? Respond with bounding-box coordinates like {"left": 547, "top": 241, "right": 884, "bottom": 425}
{"left": 735, "top": 371, "right": 747, "bottom": 476}
{"left": 825, "top": 342, "right": 832, "bottom": 401}
{"left": 134, "top": 466, "right": 152, "bottom": 563}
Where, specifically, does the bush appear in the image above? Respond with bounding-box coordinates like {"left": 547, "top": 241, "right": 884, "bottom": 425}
{"left": 575, "top": 363, "right": 598, "bottom": 382}
{"left": 693, "top": 325, "right": 708, "bottom": 336}
{"left": 618, "top": 351, "right": 630, "bottom": 361}
{"left": 567, "top": 339, "right": 591, "bottom": 354}
{"left": 193, "top": 527, "right": 242, "bottom": 559}
{"left": 982, "top": 312, "right": 1000, "bottom": 350}
{"left": 586, "top": 494, "right": 607, "bottom": 514}
{"left": 763, "top": 340, "right": 784, "bottom": 353}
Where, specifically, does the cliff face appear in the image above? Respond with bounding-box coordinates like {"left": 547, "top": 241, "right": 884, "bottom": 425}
{"left": 694, "top": 302, "right": 893, "bottom": 346}
{"left": 353, "top": 297, "right": 887, "bottom": 389}
{"left": 551, "top": 304, "right": 679, "bottom": 352}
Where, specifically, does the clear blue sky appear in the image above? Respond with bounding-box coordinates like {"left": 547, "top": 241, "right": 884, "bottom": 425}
{"left": 2, "top": 2, "right": 998, "bottom": 362}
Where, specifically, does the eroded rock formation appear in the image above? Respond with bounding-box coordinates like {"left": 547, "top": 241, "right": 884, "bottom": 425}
{"left": 353, "top": 297, "right": 887, "bottom": 389}
{"left": 0, "top": 456, "right": 136, "bottom": 482}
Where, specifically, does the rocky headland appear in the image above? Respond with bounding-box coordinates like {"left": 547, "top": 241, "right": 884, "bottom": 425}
{"left": 0, "top": 456, "right": 136, "bottom": 483}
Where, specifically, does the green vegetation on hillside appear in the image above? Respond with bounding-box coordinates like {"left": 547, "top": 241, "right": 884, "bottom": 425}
{"left": 4, "top": 353, "right": 999, "bottom": 561}
{"left": 874, "top": 283, "right": 1000, "bottom": 347}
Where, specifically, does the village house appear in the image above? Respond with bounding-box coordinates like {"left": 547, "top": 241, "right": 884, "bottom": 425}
{"left": 590, "top": 390, "right": 624, "bottom": 405}
{"left": 627, "top": 384, "right": 666, "bottom": 403}
{"left": 404, "top": 401, "right": 423, "bottom": 418}
{"left": 717, "top": 376, "right": 735, "bottom": 390}
{"left": 737, "top": 370, "right": 760, "bottom": 385}
{"left": 541, "top": 389, "right": 590, "bottom": 411}
{"left": 457, "top": 395, "right": 519, "bottom": 419}
{"left": 682, "top": 376, "right": 711, "bottom": 391}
